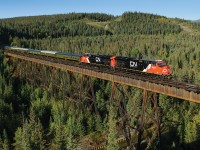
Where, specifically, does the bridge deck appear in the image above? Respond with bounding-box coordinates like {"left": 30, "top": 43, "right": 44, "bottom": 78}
{"left": 5, "top": 52, "right": 200, "bottom": 103}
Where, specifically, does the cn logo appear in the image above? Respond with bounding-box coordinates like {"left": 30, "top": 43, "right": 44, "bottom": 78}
{"left": 130, "top": 61, "right": 138, "bottom": 67}
{"left": 95, "top": 57, "right": 101, "bottom": 62}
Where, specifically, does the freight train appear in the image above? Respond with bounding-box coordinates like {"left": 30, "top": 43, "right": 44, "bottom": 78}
{"left": 4, "top": 46, "right": 172, "bottom": 75}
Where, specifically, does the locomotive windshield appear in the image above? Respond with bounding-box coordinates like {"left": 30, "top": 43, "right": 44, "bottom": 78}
{"left": 157, "top": 62, "right": 167, "bottom": 67}
{"left": 84, "top": 53, "right": 91, "bottom": 57}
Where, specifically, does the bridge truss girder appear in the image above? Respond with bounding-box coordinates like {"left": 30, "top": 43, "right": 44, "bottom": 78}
{"left": 9, "top": 56, "right": 162, "bottom": 150}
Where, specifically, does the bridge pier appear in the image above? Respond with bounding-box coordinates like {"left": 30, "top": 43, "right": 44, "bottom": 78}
{"left": 137, "top": 90, "right": 161, "bottom": 150}
{"left": 108, "top": 83, "right": 162, "bottom": 150}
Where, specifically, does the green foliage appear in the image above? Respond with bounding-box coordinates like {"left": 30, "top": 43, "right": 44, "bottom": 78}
{"left": 49, "top": 103, "right": 77, "bottom": 150}
{"left": 0, "top": 13, "right": 114, "bottom": 43}
{"left": 13, "top": 109, "right": 46, "bottom": 150}
{"left": 159, "top": 96, "right": 200, "bottom": 149}
{"left": 74, "top": 111, "right": 85, "bottom": 136}
{"left": 96, "top": 90, "right": 107, "bottom": 112}
{"left": 13, "top": 127, "right": 25, "bottom": 150}
{"left": 126, "top": 89, "right": 142, "bottom": 126}
{"left": 0, "top": 136, "right": 3, "bottom": 149}
{"left": 182, "top": 103, "right": 200, "bottom": 150}
{"left": 49, "top": 123, "right": 68, "bottom": 150}
{"left": 66, "top": 115, "right": 77, "bottom": 150}
{"left": 106, "top": 105, "right": 119, "bottom": 150}
{"left": 31, "top": 90, "right": 51, "bottom": 128}
{"left": 109, "top": 12, "right": 182, "bottom": 35}
{"left": 1, "top": 130, "right": 10, "bottom": 150}
{"left": 94, "top": 114, "right": 105, "bottom": 132}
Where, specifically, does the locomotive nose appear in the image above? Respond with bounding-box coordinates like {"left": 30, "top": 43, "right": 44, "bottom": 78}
{"left": 162, "top": 66, "right": 171, "bottom": 75}
{"left": 167, "top": 69, "right": 172, "bottom": 74}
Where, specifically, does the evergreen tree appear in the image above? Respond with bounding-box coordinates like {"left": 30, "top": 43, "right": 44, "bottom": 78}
{"left": 0, "top": 136, "right": 3, "bottom": 150}
{"left": 28, "top": 110, "right": 45, "bottom": 150}
{"left": 13, "top": 127, "right": 26, "bottom": 150}
{"left": 49, "top": 104, "right": 68, "bottom": 150}
{"left": 50, "top": 123, "right": 68, "bottom": 150}
{"left": 67, "top": 116, "right": 76, "bottom": 150}
{"left": 13, "top": 109, "right": 45, "bottom": 150}
{"left": 2, "top": 130, "right": 9, "bottom": 150}
{"left": 106, "top": 105, "right": 119, "bottom": 150}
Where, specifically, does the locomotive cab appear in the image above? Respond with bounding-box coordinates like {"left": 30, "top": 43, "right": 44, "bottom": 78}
{"left": 145, "top": 61, "right": 171, "bottom": 75}
{"left": 157, "top": 61, "right": 171, "bottom": 75}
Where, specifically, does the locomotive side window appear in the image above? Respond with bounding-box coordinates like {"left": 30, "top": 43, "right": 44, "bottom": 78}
{"left": 152, "top": 62, "right": 156, "bottom": 66}
{"left": 157, "top": 62, "right": 166, "bottom": 67}
{"left": 84, "top": 53, "right": 91, "bottom": 57}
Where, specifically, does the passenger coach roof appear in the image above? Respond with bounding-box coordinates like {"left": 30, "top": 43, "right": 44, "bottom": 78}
{"left": 96, "top": 55, "right": 111, "bottom": 58}
{"left": 56, "top": 52, "right": 81, "bottom": 57}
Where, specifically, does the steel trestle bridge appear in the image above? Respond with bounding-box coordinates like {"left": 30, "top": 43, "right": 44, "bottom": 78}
{"left": 4, "top": 50, "right": 200, "bottom": 103}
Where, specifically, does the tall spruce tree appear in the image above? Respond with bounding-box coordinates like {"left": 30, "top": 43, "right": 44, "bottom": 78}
{"left": 107, "top": 105, "right": 119, "bottom": 150}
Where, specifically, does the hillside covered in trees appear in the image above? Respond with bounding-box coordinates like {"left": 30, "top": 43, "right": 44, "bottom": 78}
{"left": 0, "top": 12, "right": 200, "bottom": 149}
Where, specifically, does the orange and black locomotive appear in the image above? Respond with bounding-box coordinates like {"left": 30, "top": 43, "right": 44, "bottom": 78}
{"left": 80, "top": 53, "right": 171, "bottom": 75}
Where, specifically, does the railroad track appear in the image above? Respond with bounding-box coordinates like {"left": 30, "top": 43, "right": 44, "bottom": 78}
{"left": 5, "top": 50, "right": 200, "bottom": 94}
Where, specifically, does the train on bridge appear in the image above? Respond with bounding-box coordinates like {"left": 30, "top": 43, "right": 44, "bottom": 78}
{"left": 4, "top": 46, "right": 171, "bottom": 75}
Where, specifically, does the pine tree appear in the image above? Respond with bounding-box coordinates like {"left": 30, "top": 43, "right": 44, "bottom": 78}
{"left": 0, "top": 136, "right": 3, "bottom": 150}
{"left": 49, "top": 109, "right": 68, "bottom": 150}
{"left": 2, "top": 130, "right": 9, "bottom": 150}
{"left": 106, "top": 105, "right": 119, "bottom": 150}
{"left": 67, "top": 116, "right": 76, "bottom": 150}
{"left": 13, "top": 127, "right": 26, "bottom": 150}
{"left": 28, "top": 110, "right": 45, "bottom": 150}
{"left": 13, "top": 109, "right": 45, "bottom": 150}
{"left": 50, "top": 124, "right": 68, "bottom": 150}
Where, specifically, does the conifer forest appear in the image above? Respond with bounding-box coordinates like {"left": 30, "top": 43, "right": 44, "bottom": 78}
{"left": 0, "top": 12, "right": 200, "bottom": 149}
